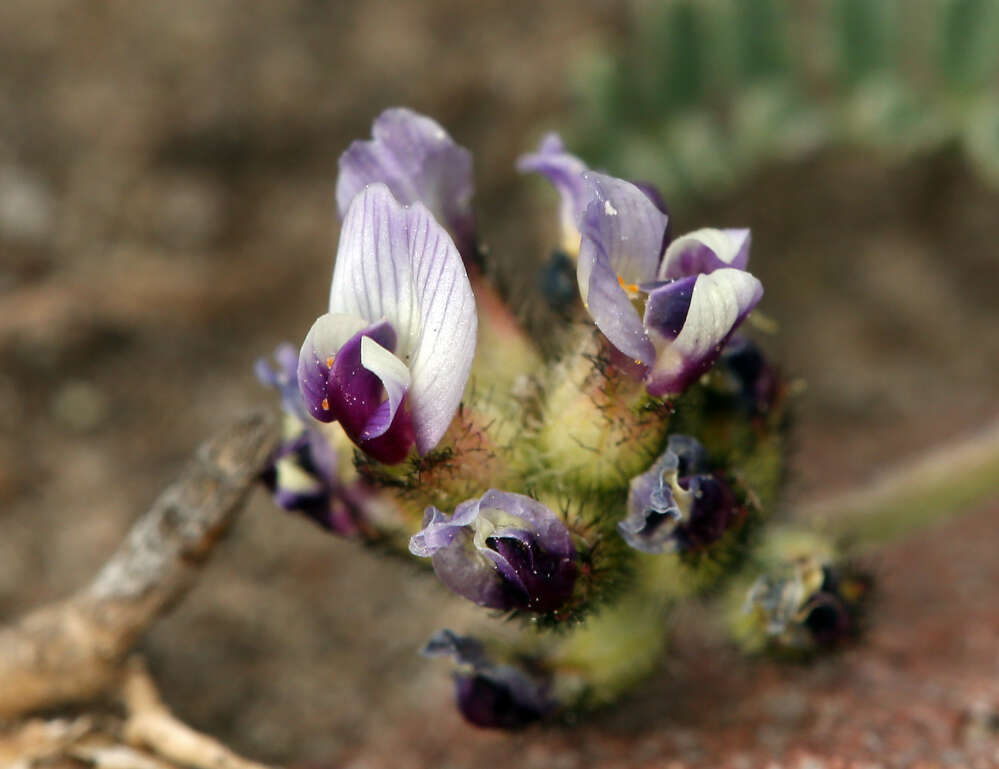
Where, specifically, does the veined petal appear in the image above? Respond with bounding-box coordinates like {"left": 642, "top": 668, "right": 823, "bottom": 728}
{"left": 645, "top": 268, "right": 763, "bottom": 397}
{"left": 335, "top": 108, "right": 475, "bottom": 254}
{"left": 516, "top": 133, "right": 590, "bottom": 253}
{"left": 659, "top": 228, "right": 751, "bottom": 280}
{"left": 581, "top": 249, "right": 655, "bottom": 365}
{"left": 329, "top": 184, "right": 477, "bottom": 454}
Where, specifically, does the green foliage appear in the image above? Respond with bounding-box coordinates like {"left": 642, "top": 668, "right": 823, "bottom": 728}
{"left": 571, "top": 0, "right": 999, "bottom": 203}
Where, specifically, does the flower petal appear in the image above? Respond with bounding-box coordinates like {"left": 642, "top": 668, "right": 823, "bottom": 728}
{"left": 299, "top": 315, "right": 416, "bottom": 463}
{"left": 645, "top": 268, "right": 763, "bottom": 396}
{"left": 421, "top": 629, "right": 553, "bottom": 730}
{"left": 659, "top": 228, "right": 751, "bottom": 280}
{"left": 617, "top": 449, "right": 683, "bottom": 554}
{"left": 579, "top": 172, "right": 668, "bottom": 293}
{"left": 297, "top": 313, "right": 371, "bottom": 423}
{"left": 255, "top": 343, "right": 309, "bottom": 422}
{"left": 580, "top": 247, "right": 655, "bottom": 365}
{"left": 516, "top": 133, "right": 590, "bottom": 252}
{"left": 575, "top": 173, "right": 667, "bottom": 366}
{"left": 335, "top": 108, "right": 476, "bottom": 254}
{"left": 358, "top": 335, "right": 411, "bottom": 440}
{"left": 329, "top": 184, "right": 477, "bottom": 454}
{"left": 409, "top": 491, "right": 576, "bottom": 613}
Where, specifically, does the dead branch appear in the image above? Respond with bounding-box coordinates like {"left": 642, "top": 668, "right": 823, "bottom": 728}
{"left": 0, "top": 411, "right": 279, "bottom": 719}
{"left": 120, "top": 658, "right": 274, "bottom": 769}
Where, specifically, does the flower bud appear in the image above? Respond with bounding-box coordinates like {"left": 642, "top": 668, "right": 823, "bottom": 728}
{"left": 422, "top": 629, "right": 553, "bottom": 729}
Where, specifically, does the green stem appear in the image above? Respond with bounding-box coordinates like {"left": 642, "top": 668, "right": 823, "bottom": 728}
{"left": 800, "top": 416, "right": 999, "bottom": 546}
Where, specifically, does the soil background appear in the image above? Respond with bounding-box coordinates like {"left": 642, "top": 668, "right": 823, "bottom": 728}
{"left": 1, "top": 3, "right": 998, "bottom": 767}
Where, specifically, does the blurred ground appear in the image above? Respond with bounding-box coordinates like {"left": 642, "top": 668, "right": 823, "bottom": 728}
{"left": 1, "top": 2, "right": 997, "bottom": 767}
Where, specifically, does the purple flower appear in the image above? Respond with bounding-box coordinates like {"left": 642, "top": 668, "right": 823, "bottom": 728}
{"left": 336, "top": 108, "right": 477, "bottom": 261}
{"left": 409, "top": 490, "right": 577, "bottom": 613}
{"left": 256, "top": 345, "right": 369, "bottom": 537}
{"left": 618, "top": 435, "right": 742, "bottom": 554}
{"left": 422, "top": 629, "right": 553, "bottom": 729}
{"left": 577, "top": 172, "right": 763, "bottom": 396}
{"left": 517, "top": 133, "right": 591, "bottom": 255}
{"left": 298, "top": 184, "right": 477, "bottom": 465}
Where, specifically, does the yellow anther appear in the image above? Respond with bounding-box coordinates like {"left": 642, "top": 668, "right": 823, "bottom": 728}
{"left": 321, "top": 397, "right": 330, "bottom": 411}
{"left": 617, "top": 274, "right": 640, "bottom": 295}
{"left": 326, "top": 356, "right": 335, "bottom": 369}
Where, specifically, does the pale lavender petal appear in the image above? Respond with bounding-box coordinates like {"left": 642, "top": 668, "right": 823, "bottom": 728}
{"left": 629, "top": 180, "right": 669, "bottom": 216}
{"left": 517, "top": 133, "right": 590, "bottom": 249}
{"left": 659, "top": 228, "right": 751, "bottom": 280}
{"left": 255, "top": 343, "right": 309, "bottom": 422}
{"left": 335, "top": 108, "right": 475, "bottom": 255}
{"left": 575, "top": 172, "right": 668, "bottom": 366}
{"left": 665, "top": 433, "right": 709, "bottom": 476}
{"left": 618, "top": 449, "right": 683, "bottom": 554}
{"left": 645, "top": 268, "right": 763, "bottom": 397}
{"left": 408, "top": 504, "right": 470, "bottom": 557}
{"left": 618, "top": 434, "right": 741, "bottom": 554}
{"left": 578, "top": 172, "right": 668, "bottom": 291}
{"left": 579, "top": 244, "right": 653, "bottom": 365}
{"left": 329, "top": 184, "right": 477, "bottom": 454}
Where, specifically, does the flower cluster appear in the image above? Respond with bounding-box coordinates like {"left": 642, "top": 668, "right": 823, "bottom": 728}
{"left": 255, "top": 107, "right": 800, "bottom": 730}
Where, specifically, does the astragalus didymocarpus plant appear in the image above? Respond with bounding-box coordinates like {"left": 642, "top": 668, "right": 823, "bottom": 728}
{"left": 256, "top": 108, "right": 866, "bottom": 729}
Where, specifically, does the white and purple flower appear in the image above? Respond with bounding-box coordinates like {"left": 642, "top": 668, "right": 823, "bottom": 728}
{"left": 336, "top": 108, "right": 477, "bottom": 262}
{"left": 298, "top": 183, "right": 477, "bottom": 465}
{"left": 578, "top": 172, "right": 763, "bottom": 396}
{"left": 409, "top": 490, "right": 577, "bottom": 613}
{"left": 618, "top": 434, "right": 742, "bottom": 554}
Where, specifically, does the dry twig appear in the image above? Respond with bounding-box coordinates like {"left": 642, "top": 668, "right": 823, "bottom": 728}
{"left": 0, "top": 411, "right": 279, "bottom": 718}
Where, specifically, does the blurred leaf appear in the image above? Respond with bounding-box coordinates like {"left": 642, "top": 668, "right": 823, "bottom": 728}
{"left": 963, "top": 98, "right": 999, "bottom": 184}
{"left": 835, "top": 0, "right": 895, "bottom": 86}
{"left": 647, "top": 1, "right": 708, "bottom": 113}
{"left": 939, "top": 0, "right": 998, "bottom": 90}
{"left": 731, "top": 0, "right": 788, "bottom": 82}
